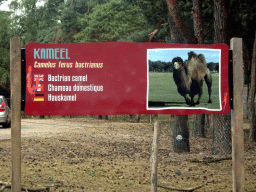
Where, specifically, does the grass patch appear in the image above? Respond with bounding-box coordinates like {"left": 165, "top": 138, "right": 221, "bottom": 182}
{"left": 148, "top": 72, "right": 220, "bottom": 109}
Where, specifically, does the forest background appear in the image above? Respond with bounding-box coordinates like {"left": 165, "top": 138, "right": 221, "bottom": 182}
{"left": 1, "top": 0, "right": 256, "bottom": 148}
{"left": 0, "top": 0, "right": 255, "bottom": 93}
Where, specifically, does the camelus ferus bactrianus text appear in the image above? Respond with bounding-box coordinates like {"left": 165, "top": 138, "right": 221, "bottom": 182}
{"left": 172, "top": 51, "right": 212, "bottom": 106}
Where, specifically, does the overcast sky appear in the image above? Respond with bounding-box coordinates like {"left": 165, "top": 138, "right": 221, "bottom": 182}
{"left": 0, "top": 0, "right": 10, "bottom": 11}
{"left": 0, "top": 0, "right": 44, "bottom": 11}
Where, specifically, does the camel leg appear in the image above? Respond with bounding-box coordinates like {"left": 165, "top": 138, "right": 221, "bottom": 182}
{"left": 206, "top": 80, "right": 212, "bottom": 103}
{"left": 183, "top": 95, "right": 191, "bottom": 105}
{"left": 190, "top": 96, "right": 196, "bottom": 106}
{"left": 189, "top": 80, "right": 203, "bottom": 106}
{"left": 204, "top": 70, "right": 212, "bottom": 103}
{"left": 195, "top": 84, "right": 203, "bottom": 105}
{"left": 195, "top": 92, "right": 202, "bottom": 105}
{"left": 207, "top": 86, "right": 212, "bottom": 103}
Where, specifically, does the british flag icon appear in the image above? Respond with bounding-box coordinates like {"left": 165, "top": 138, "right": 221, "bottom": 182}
{"left": 34, "top": 74, "right": 44, "bottom": 82}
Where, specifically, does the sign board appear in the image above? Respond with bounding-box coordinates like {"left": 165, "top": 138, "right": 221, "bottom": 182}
{"left": 25, "top": 42, "right": 230, "bottom": 116}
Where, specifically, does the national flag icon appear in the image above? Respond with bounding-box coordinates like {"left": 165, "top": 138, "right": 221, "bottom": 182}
{"left": 34, "top": 94, "right": 44, "bottom": 101}
{"left": 34, "top": 74, "right": 44, "bottom": 82}
{"left": 34, "top": 84, "right": 44, "bottom": 91}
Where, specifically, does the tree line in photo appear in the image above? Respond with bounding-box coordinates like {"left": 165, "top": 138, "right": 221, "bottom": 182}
{"left": 148, "top": 60, "right": 219, "bottom": 72}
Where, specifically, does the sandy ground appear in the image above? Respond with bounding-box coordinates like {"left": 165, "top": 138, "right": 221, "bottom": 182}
{"left": 0, "top": 115, "right": 256, "bottom": 192}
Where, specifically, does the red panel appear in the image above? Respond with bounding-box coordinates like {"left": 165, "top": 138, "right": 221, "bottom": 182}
{"left": 25, "top": 42, "right": 230, "bottom": 116}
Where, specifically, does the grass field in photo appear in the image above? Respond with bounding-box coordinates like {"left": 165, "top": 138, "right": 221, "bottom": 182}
{"left": 147, "top": 72, "right": 220, "bottom": 109}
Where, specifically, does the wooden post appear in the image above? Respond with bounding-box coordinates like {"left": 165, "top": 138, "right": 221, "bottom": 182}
{"left": 10, "top": 37, "right": 22, "bottom": 192}
{"left": 151, "top": 121, "right": 161, "bottom": 192}
{"left": 230, "top": 38, "right": 244, "bottom": 192}
{"left": 148, "top": 114, "right": 152, "bottom": 123}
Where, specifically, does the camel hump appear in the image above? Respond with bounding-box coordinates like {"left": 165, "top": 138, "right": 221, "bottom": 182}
{"left": 197, "top": 54, "right": 206, "bottom": 63}
{"left": 188, "top": 51, "right": 197, "bottom": 60}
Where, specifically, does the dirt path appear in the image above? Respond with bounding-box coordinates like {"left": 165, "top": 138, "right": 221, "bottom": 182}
{"left": 0, "top": 118, "right": 106, "bottom": 140}
{"left": 0, "top": 116, "right": 256, "bottom": 192}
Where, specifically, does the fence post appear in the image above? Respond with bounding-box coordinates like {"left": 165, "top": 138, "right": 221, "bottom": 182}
{"left": 10, "top": 37, "right": 22, "bottom": 192}
{"left": 151, "top": 121, "right": 161, "bottom": 192}
{"left": 230, "top": 37, "right": 244, "bottom": 192}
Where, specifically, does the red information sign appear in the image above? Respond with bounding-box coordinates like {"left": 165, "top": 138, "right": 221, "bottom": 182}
{"left": 25, "top": 42, "right": 230, "bottom": 116}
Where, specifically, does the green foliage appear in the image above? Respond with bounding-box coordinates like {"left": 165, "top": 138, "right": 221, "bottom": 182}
{"left": 122, "top": 0, "right": 170, "bottom": 42}
{"left": 207, "top": 62, "right": 219, "bottom": 72}
{"left": 9, "top": 0, "right": 21, "bottom": 10}
{"left": 149, "top": 60, "right": 173, "bottom": 72}
{"left": 149, "top": 59, "right": 218, "bottom": 73}
{"left": 74, "top": 0, "right": 147, "bottom": 42}
{"left": 34, "top": 0, "right": 63, "bottom": 44}
{"left": 227, "top": 0, "right": 256, "bottom": 85}
{"left": 0, "top": 11, "right": 11, "bottom": 92}
{"left": 118, "top": 25, "right": 154, "bottom": 42}
{"left": 138, "top": 0, "right": 168, "bottom": 26}
{"left": 0, "top": 12, "right": 10, "bottom": 48}
{"left": 60, "top": 8, "right": 79, "bottom": 43}
{"left": 9, "top": 0, "right": 64, "bottom": 45}
{"left": 9, "top": 0, "right": 39, "bottom": 46}
{"left": 59, "top": 0, "right": 87, "bottom": 43}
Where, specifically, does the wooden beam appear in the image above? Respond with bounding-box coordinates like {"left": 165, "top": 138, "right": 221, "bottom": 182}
{"left": 10, "top": 37, "right": 21, "bottom": 192}
{"left": 230, "top": 38, "right": 244, "bottom": 192}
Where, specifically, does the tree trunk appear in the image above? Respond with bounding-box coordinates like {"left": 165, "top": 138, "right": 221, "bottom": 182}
{"left": 172, "top": 115, "right": 190, "bottom": 153}
{"left": 212, "top": 114, "right": 232, "bottom": 155}
{"left": 193, "top": 114, "right": 206, "bottom": 137}
{"left": 192, "top": 0, "right": 207, "bottom": 138}
{"left": 166, "top": 0, "right": 190, "bottom": 153}
{"left": 248, "top": 31, "right": 256, "bottom": 142}
{"left": 136, "top": 114, "right": 141, "bottom": 123}
{"left": 98, "top": 115, "right": 108, "bottom": 120}
{"left": 169, "top": 16, "right": 185, "bottom": 43}
{"left": 192, "top": 0, "right": 203, "bottom": 44}
{"left": 166, "top": 0, "right": 197, "bottom": 44}
{"left": 205, "top": 114, "right": 214, "bottom": 138}
{"left": 212, "top": 0, "right": 232, "bottom": 155}
{"left": 213, "top": 0, "right": 227, "bottom": 44}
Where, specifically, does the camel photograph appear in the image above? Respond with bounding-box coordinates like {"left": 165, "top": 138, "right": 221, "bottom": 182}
{"left": 147, "top": 49, "right": 221, "bottom": 110}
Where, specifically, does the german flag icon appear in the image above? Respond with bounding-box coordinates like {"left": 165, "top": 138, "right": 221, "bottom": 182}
{"left": 34, "top": 94, "right": 44, "bottom": 101}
